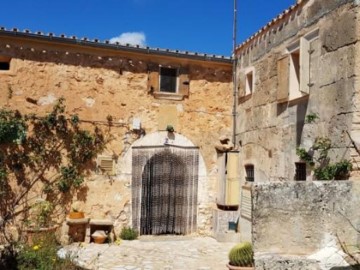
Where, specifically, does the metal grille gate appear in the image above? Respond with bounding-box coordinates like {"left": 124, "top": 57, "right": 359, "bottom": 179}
{"left": 132, "top": 145, "right": 199, "bottom": 235}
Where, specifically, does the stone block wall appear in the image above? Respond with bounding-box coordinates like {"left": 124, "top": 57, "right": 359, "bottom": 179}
{"left": 235, "top": 0, "right": 359, "bottom": 183}
{"left": 252, "top": 181, "right": 360, "bottom": 269}
{"left": 0, "top": 35, "right": 232, "bottom": 237}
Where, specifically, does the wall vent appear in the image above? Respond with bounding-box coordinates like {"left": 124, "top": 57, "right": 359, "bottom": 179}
{"left": 97, "top": 156, "right": 115, "bottom": 175}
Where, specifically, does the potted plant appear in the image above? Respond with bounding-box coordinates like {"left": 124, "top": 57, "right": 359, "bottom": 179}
{"left": 226, "top": 242, "right": 254, "bottom": 270}
{"left": 166, "top": 125, "right": 175, "bottom": 133}
{"left": 25, "top": 199, "right": 57, "bottom": 244}
{"left": 68, "top": 201, "right": 85, "bottom": 219}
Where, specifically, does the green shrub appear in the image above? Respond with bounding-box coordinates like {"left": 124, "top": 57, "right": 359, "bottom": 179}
{"left": 17, "top": 233, "right": 80, "bottom": 270}
{"left": 314, "top": 159, "right": 352, "bottom": 180}
{"left": 228, "top": 242, "right": 254, "bottom": 267}
{"left": 119, "top": 227, "right": 138, "bottom": 240}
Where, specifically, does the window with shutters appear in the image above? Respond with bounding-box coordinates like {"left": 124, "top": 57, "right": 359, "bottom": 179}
{"left": 148, "top": 64, "right": 190, "bottom": 101}
{"left": 277, "top": 29, "right": 318, "bottom": 102}
{"left": 97, "top": 156, "right": 115, "bottom": 176}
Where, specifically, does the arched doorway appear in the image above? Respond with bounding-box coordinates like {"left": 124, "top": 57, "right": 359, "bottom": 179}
{"left": 140, "top": 150, "right": 187, "bottom": 235}
{"left": 132, "top": 145, "right": 198, "bottom": 235}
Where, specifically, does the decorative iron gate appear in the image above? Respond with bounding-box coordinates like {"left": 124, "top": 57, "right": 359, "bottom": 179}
{"left": 132, "top": 145, "right": 199, "bottom": 235}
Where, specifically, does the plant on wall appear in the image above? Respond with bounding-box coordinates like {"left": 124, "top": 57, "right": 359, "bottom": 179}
{"left": 296, "top": 119, "right": 352, "bottom": 180}
{"left": 305, "top": 113, "right": 319, "bottom": 124}
{"left": 0, "top": 97, "right": 108, "bottom": 241}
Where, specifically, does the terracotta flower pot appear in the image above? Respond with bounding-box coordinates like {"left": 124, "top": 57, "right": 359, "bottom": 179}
{"left": 69, "top": 211, "right": 85, "bottom": 219}
{"left": 226, "top": 263, "right": 254, "bottom": 270}
{"left": 25, "top": 225, "right": 58, "bottom": 245}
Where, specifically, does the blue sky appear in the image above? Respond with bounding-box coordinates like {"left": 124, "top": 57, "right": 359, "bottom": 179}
{"left": 0, "top": 0, "right": 295, "bottom": 56}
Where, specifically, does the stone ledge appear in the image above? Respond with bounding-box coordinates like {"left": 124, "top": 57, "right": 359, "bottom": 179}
{"left": 66, "top": 218, "right": 90, "bottom": 225}
{"left": 255, "top": 254, "right": 320, "bottom": 270}
{"left": 89, "top": 219, "right": 113, "bottom": 226}
{"left": 153, "top": 91, "right": 184, "bottom": 101}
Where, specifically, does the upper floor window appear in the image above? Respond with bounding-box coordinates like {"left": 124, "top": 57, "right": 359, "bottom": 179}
{"left": 160, "top": 67, "right": 178, "bottom": 93}
{"left": 277, "top": 29, "right": 319, "bottom": 102}
{"left": 148, "top": 64, "right": 190, "bottom": 100}
{"left": 238, "top": 67, "right": 255, "bottom": 99}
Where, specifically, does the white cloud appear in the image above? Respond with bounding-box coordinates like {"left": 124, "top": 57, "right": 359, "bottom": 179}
{"left": 109, "top": 32, "right": 146, "bottom": 46}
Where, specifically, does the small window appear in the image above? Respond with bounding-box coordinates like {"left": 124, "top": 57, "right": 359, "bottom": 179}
{"left": 295, "top": 162, "right": 306, "bottom": 181}
{"left": 160, "top": 67, "right": 178, "bottom": 93}
{"left": 245, "top": 165, "right": 254, "bottom": 182}
{"left": 245, "top": 71, "right": 254, "bottom": 95}
{"left": 0, "top": 56, "right": 11, "bottom": 71}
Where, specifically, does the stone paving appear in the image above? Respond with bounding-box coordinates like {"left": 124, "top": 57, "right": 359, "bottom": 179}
{"left": 60, "top": 236, "right": 234, "bottom": 270}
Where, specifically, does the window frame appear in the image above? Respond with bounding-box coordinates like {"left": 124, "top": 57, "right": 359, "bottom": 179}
{"left": 287, "top": 40, "right": 302, "bottom": 100}
{"left": 159, "top": 66, "right": 179, "bottom": 94}
{"left": 295, "top": 162, "right": 307, "bottom": 181}
{"left": 277, "top": 28, "right": 319, "bottom": 103}
{"left": 238, "top": 66, "right": 255, "bottom": 99}
{"left": 245, "top": 68, "right": 255, "bottom": 95}
{"left": 245, "top": 164, "right": 254, "bottom": 182}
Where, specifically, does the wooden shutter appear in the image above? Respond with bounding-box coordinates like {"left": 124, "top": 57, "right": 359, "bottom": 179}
{"left": 147, "top": 64, "right": 159, "bottom": 93}
{"left": 178, "top": 67, "right": 190, "bottom": 97}
{"left": 277, "top": 55, "right": 290, "bottom": 102}
{"left": 300, "top": 37, "right": 310, "bottom": 95}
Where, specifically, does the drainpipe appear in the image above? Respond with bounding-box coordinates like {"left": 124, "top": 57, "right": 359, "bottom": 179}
{"left": 232, "top": 0, "right": 238, "bottom": 146}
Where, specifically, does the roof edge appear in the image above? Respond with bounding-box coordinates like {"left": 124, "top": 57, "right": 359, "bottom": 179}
{"left": 235, "top": 0, "right": 307, "bottom": 53}
{"left": 0, "top": 27, "right": 232, "bottom": 64}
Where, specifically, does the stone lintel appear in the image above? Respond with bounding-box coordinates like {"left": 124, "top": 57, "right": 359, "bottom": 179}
{"left": 89, "top": 219, "right": 113, "bottom": 226}
{"left": 66, "top": 218, "right": 90, "bottom": 225}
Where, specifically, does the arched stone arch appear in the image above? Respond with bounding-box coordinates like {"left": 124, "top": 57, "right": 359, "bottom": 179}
{"left": 130, "top": 131, "right": 202, "bottom": 235}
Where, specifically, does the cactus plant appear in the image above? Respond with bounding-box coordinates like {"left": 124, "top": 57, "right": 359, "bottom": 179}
{"left": 228, "top": 242, "right": 254, "bottom": 267}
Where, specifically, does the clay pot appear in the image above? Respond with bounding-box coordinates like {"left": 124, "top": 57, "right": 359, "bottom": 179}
{"left": 226, "top": 263, "right": 254, "bottom": 270}
{"left": 93, "top": 235, "right": 107, "bottom": 244}
{"left": 25, "top": 225, "right": 58, "bottom": 245}
{"left": 92, "top": 230, "right": 107, "bottom": 244}
{"left": 68, "top": 212, "right": 85, "bottom": 219}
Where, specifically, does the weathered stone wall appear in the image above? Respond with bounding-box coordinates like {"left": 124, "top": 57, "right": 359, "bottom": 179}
{"left": 235, "top": 0, "right": 359, "bottom": 183}
{"left": 0, "top": 36, "right": 232, "bottom": 236}
{"left": 252, "top": 181, "right": 360, "bottom": 269}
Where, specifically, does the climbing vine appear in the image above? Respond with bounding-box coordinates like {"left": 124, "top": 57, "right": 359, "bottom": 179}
{"left": 0, "top": 97, "right": 107, "bottom": 234}
{"left": 296, "top": 115, "right": 352, "bottom": 180}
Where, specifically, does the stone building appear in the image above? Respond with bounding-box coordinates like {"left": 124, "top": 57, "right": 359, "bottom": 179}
{"left": 236, "top": 0, "right": 359, "bottom": 185}
{"left": 0, "top": 28, "right": 233, "bottom": 239}
{"left": 235, "top": 0, "right": 360, "bottom": 248}
{"left": 1, "top": 0, "right": 359, "bottom": 250}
